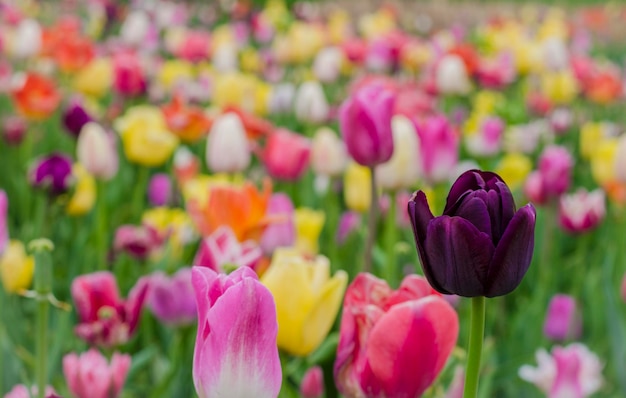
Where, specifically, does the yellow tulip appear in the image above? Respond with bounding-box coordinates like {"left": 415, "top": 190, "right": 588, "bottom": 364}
{"left": 261, "top": 248, "right": 348, "bottom": 356}
{"left": 344, "top": 163, "right": 371, "bottom": 213}
{"left": 158, "top": 59, "right": 194, "bottom": 90}
{"left": 212, "top": 72, "right": 256, "bottom": 110}
{"left": 0, "top": 241, "right": 35, "bottom": 294}
{"left": 495, "top": 153, "right": 533, "bottom": 191}
{"left": 591, "top": 138, "right": 618, "bottom": 186}
{"left": 358, "top": 9, "right": 396, "bottom": 40}
{"left": 66, "top": 164, "right": 96, "bottom": 216}
{"left": 580, "top": 122, "right": 606, "bottom": 160}
{"left": 541, "top": 70, "right": 579, "bottom": 105}
{"left": 294, "top": 208, "right": 325, "bottom": 255}
{"left": 73, "top": 58, "right": 112, "bottom": 98}
{"left": 240, "top": 47, "right": 262, "bottom": 74}
{"left": 115, "top": 106, "right": 179, "bottom": 167}
{"left": 328, "top": 10, "right": 350, "bottom": 45}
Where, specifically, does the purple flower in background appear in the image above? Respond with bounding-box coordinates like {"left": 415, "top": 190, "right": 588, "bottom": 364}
{"left": 63, "top": 97, "right": 93, "bottom": 137}
{"left": 543, "top": 294, "right": 582, "bottom": 341}
{"left": 30, "top": 153, "right": 73, "bottom": 195}
{"left": 148, "top": 173, "right": 173, "bottom": 207}
{"left": 408, "top": 170, "right": 536, "bottom": 297}
{"left": 147, "top": 268, "right": 197, "bottom": 326}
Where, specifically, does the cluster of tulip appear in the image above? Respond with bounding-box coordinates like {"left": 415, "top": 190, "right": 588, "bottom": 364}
{"left": 1, "top": 0, "right": 625, "bottom": 397}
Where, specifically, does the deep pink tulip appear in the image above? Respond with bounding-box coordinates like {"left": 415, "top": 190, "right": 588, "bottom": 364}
{"left": 148, "top": 173, "right": 172, "bottom": 207}
{"left": 191, "top": 266, "right": 282, "bottom": 398}
{"left": 147, "top": 268, "right": 197, "bottom": 326}
{"left": 558, "top": 189, "right": 605, "bottom": 233}
{"left": 538, "top": 145, "right": 574, "bottom": 200}
{"left": 113, "top": 52, "right": 146, "bottom": 97}
{"left": 0, "top": 190, "right": 8, "bottom": 254}
{"left": 339, "top": 83, "right": 395, "bottom": 167}
{"left": 30, "top": 153, "right": 73, "bottom": 196}
{"left": 300, "top": 366, "right": 324, "bottom": 398}
{"left": 259, "top": 193, "right": 295, "bottom": 255}
{"left": 71, "top": 271, "right": 150, "bottom": 347}
{"left": 477, "top": 51, "right": 516, "bottom": 89}
{"left": 334, "top": 273, "right": 458, "bottom": 398}
{"left": 414, "top": 114, "right": 460, "bottom": 183}
{"left": 543, "top": 294, "right": 582, "bottom": 341}
{"left": 262, "top": 129, "right": 311, "bottom": 181}
{"left": 114, "top": 224, "right": 163, "bottom": 260}
{"left": 63, "top": 349, "right": 131, "bottom": 398}
{"left": 194, "top": 226, "right": 263, "bottom": 273}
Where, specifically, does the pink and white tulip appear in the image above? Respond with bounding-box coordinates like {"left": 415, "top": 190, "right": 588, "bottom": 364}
{"left": 558, "top": 189, "right": 605, "bottom": 233}
{"left": 465, "top": 116, "right": 504, "bottom": 157}
{"left": 77, "top": 122, "right": 119, "bottom": 180}
{"left": 63, "top": 349, "right": 131, "bottom": 398}
{"left": 194, "top": 226, "right": 263, "bottom": 273}
{"left": 192, "top": 266, "right": 282, "bottom": 398}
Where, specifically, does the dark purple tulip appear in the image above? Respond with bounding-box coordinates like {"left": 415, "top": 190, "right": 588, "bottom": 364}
{"left": 30, "top": 153, "right": 73, "bottom": 195}
{"left": 408, "top": 169, "right": 536, "bottom": 297}
{"left": 63, "top": 98, "right": 93, "bottom": 137}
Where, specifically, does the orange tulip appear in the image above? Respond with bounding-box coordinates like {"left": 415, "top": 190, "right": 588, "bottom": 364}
{"left": 161, "top": 95, "right": 212, "bottom": 143}
{"left": 12, "top": 73, "right": 61, "bottom": 120}
{"left": 188, "top": 179, "right": 272, "bottom": 241}
{"left": 54, "top": 35, "right": 95, "bottom": 73}
{"left": 585, "top": 71, "right": 622, "bottom": 104}
{"left": 41, "top": 16, "right": 82, "bottom": 58}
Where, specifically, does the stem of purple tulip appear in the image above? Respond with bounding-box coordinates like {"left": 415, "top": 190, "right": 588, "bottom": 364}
{"left": 363, "top": 166, "right": 378, "bottom": 273}
{"left": 463, "top": 296, "right": 485, "bottom": 398}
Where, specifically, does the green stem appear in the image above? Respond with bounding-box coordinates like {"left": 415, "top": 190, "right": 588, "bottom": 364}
{"left": 363, "top": 166, "right": 378, "bottom": 273}
{"left": 463, "top": 296, "right": 486, "bottom": 398}
{"left": 384, "top": 191, "right": 398, "bottom": 286}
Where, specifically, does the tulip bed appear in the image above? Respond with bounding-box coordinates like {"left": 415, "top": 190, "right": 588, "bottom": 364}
{"left": 1, "top": 1, "right": 626, "bottom": 398}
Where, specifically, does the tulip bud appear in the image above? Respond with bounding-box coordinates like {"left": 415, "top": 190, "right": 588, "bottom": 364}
{"left": 300, "top": 366, "right": 324, "bottom": 398}
{"left": 113, "top": 53, "right": 147, "bottom": 97}
{"left": 336, "top": 211, "right": 361, "bottom": 244}
{"left": 344, "top": 162, "right": 372, "bottom": 213}
{"left": 339, "top": 83, "right": 395, "bottom": 167}
{"left": 30, "top": 153, "right": 74, "bottom": 196}
{"left": 120, "top": 11, "right": 150, "bottom": 46}
{"left": 2, "top": 116, "right": 27, "bottom": 145}
{"left": 0, "top": 240, "right": 35, "bottom": 294}
{"left": 8, "top": 19, "right": 42, "bottom": 59}
{"left": 311, "top": 127, "right": 347, "bottom": 178}
{"left": 263, "top": 129, "right": 311, "bottom": 181}
{"left": 147, "top": 268, "right": 196, "bottom": 326}
{"left": 436, "top": 54, "right": 472, "bottom": 95}
{"left": 376, "top": 115, "right": 421, "bottom": 190}
{"left": 63, "top": 98, "right": 93, "bottom": 138}
{"left": 206, "top": 113, "right": 251, "bottom": 173}
{"left": 63, "top": 349, "right": 131, "bottom": 398}
{"left": 66, "top": 164, "right": 96, "bottom": 217}
{"left": 268, "top": 83, "right": 296, "bottom": 114}
{"left": 313, "top": 46, "right": 344, "bottom": 83}
{"left": 549, "top": 108, "right": 573, "bottom": 135}
{"left": 543, "top": 294, "right": 582, "bottom": 341}
{"left": 538, "top": 145, "right": 574, "bottom": 198}
{"left": 148, "top": 173, "right": 172, "bottom": 207}
{"left": 558, "top": 189, "right": 605, "bottom": 233}
{"left": 77, "top": 122, "right": 119, "bottom": 180}
{"left": 294, "top": 81, "right": 330, "bottom": 124}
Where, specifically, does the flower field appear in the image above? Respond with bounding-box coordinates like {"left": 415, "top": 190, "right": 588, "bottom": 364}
{"left": 1, "top": 1, "right": 626, "bottom": 397}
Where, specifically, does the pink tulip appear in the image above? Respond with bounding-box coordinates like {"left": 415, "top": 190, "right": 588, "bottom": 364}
{"left": 191, "top": 266, "right": 282, "bottom": 398}
{"left": 0, "top": 190, "right": 8, "bottom": 254}
{"left": 262, "top": 129, "right": 311, "bottom": 181}
{"left": 259, "top": 193, "right": 295, "bottom": 255}
{"left": 177, "top": 30, "right": 210, "bottom": 63}
{"left": 539, "top": 145, "right": 574, "bottom": 198}
{"left": 519, "top": 343, "right": 603, "bottom": 398}
{"left": 114, "top": 224, "right": 163, "bottom": 260}
{"left": 465, "top": 116, "right": 504, "bottom": 157}
{"left": 300, "top": 366, "right": 324, "bottom": 398}
{"left": 77, "top": 122, "right": 119, "bottom": 180}
{"left": 477, "top": 51, "right": 516, "bottom": 89}
{"left": 148, "top": 173, "right": 172, "bottom": 206}
{"left": 4, "top": 385, "right": 57, "bottom": 398}
{"left": 336, "top": 211, "right": 361, "bottom": 244}
{"left": 71, "top": 271, "right": 150, "bottom": 347}
{"left": 558, "top": 189, "right": 605, "bottom": 233}
{"left": 63, "top": 349, "right": 131, "bottom": 398}
{"left": 334, "top": 273, "right": 459, "bottom": 398}
{"left": 549, "top": 108, "right": 573, "bottom": 135}
{"left": 543, "top": 294, "right": 582, "bottom": 341}
{"left": 147, "top": 268, "right": 197, "bottom": 326}
{"left": 113, "top": 52, "right": 146, "bottom": 97}
{"left": 339, "top": 83, "right": 395, "bottom": 167}
{"left": 414, "top": 115, "right": 460, "bottom": 183}
{"left": 194, "top": 226, "right": 263, "bottom": 273}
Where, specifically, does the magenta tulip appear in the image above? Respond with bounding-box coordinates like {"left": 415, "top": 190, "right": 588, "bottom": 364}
{"left": 63, "top": 349, "right": 131, "bottom": 398}
{"left": 147, "top": 173, "right": 173, "bottom": 207}
{"left": 71, "top": 271, "right": 150, "bottom": 347}
{"left": 334, "top": 273, "right": 458, "bottom": 398}
{"left": 191, "top": 266, "right": 282, "bottom": 398}
{"left": 414, "top": 114, "right": 460, "bottom": 183}
{"left": 147, "top": 268, "right": 197, "bottom": 326}
{"left": 543, "top": 294, "right": 582, "bottom": 341}
{"left": 262, "top": 129, "right": 311, "bottom": 181}
{"left": 114, "top": 224, "right": 163, "bottom": 260}
{"left": 339, "top": 83, "right": 395, "bottom": 167}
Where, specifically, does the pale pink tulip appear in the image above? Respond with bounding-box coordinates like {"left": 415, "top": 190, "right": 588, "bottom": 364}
{"left": 77, "top": 122, "right": 118, "bottom": 180}
{"left": 63, "top": 349, "right": 131, "bottom": 398}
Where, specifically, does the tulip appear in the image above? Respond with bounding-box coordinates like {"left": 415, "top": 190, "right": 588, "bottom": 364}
{"left": 294, "top": 81, "right": 330, "bottom": 124}
{"left": 4, "top": 385, "right": 57, "bottom": 398}
{"left": 503, "top": 121, "right": 547, "bottom": 155}
{"left": 113, "top": 224, "right": 163, "bottom": 260}
{"left": 436, "top": 54, "right": 472, "bottom": 95}
{"left": 334, "top": 273, "right": 459, "bottom": 397}
{"left": 193, "top": 226, "right": 263, "bottom": 273}
{"left": 414, "top": 114, "right": 460, "bottom": 184}
{"left": 141, "top": 207, "right": 196, "bottom": 256}
{"left": 465, "top": 116, "right": 504, "bottom": 157}
{"left": 30, "top": 153, "right": 73, "bottom": 196}
{"left": 66, "top": 164, "right": 96, "bottom": 216}
{"left": 0, "top": 190, "right": 7, "bottom": 254}
{"left": 262, "top": 129, "right": 311, "bottom": 181}
{"left": 192, "top": 266, "right": 282, "bottom": 398}
{"left": 559, "top": 189, "right": 605, "bottom": 233}
{"left": 344, "top": 162, "right": 372, "bottom": 213}
{"left": 71, "top": 271, "right": 150, "bottom": 347}
{"left": 310, "top": 127, "right": 348, "bottom": 178}
{"left": 543, "top": 294, "right": 582, "bottom": 341}
{"left": 590, "top": 138, "right": 618, "bottom": 187}
{"left": 541, "top": 70, "right": 579, "bottom": 105}
{"left": 73, "top": 58, "right": 113, "bottom": 98}
{"left": 260, "top": 193, "right": 296, "bottom": 255}
{"left": 6, "top": 19, "right": 41, "bottom": 58}
{"left": 147, "top": 268, "right": 196, "bottom": 326}
{"left": 113, "top": 53, "right": 147, "bottom": 97}
{"left": 262, "top": 248, "right": 348, "bottom": 356}
{"left": 77, "top": 122, "right": 119, "bottom": 180}
{"left": 268, "top": 83, "right": 296, "bottom": 114}
{"left": 408, "top": 170, "right": 536, "bottom": 297}
{"left": 177, "top": 30, "right": 211, "bottom": 63}
{"left": 313, "top": 46, "right": 344, "bottom": 83}
{"left": 12, "top": 73, "right": 61, "bottom": 120}
{"left": 549, "top": 108, "right": 573, "bottom": 135}
{"left": 2, "top": 116, "right": 27, "bottom": 145}
{"left": 376, "top": 115, "right": 421, "bottom": 190}
{"left": 120, "top": 11, "right": 150, "bottom": 47}
{"left": 339, "top": 83, "right": 395, "bottom": 167}
{"left": 63, "top": 98, "right": 93, "bottom": 138}
{"left": 336, "top": 211, "right": 361, "bottom": 244}
{"left": 300, "top": 366, "right": 324, "bottom": 398}
{"left": 494, "top": 153, "right": 532, "bottom": 191}
{"left": 0, "top": 240, "right": 35, "bottom": 294}
{"left": 63, "top": 349, "right": 131, "bottom": 398}
{"left": 538, "top": 146, "right": 574, "bottom": 197}
{"left": 148, "top": 173, "right": 172, "bottom": 207}
{"left": 519, "top": 344, "right": 603, "bottom": 398}
{"left": 206, "top": 113, "right": 251, "bottom": 174}
{"left": 294, "top": 208, "right": 325, "bottom": 255}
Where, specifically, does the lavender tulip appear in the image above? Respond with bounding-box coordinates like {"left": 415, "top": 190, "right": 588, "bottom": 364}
{"left": 192, "top": 266, "right": 282, "bottom": 398}
{"left": 408, "top": 169, "right": 536, "bottom": 297}
{"left": 147, "top": 268, "right": 196, "bottom": 326}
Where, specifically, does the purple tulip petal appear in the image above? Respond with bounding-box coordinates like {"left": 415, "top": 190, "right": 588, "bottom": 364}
{"left": 424, "top": 216, "right": 494, "bottom": 296}
{"left": 408, "top": 191, "right": 435, "bottom": 277}
{"left": 444, "top": 170, "right": 500, "bottom": 213}
{"left": 451, "top": 195, "right": 492, "bottom": 237}
{"left": 486, "top": 204, "right": 536, "bottom": 297}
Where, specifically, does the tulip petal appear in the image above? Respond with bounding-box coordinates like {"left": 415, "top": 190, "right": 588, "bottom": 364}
{"left": 341, "top": 96, "right": 380, "bottom": 165}
{"left": 424, "top": 216, "right": 494, "bottom": 296}
{"left": 486, "top": 204, "right": 536, "bottom": 297}
{"left": 444, "top": 170, "right": 500, "bottom": 213}
{"left": 362, "top": 297, "right": 459, "bottom": 397}
{"left": 408, "top": 191, "right": 434, "bottom": 278}
{"left": 451, "top": 194, "right": 492, "bottom": 237}
{"left": 193, "top": 274, "right": 281, "bottom": 398}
